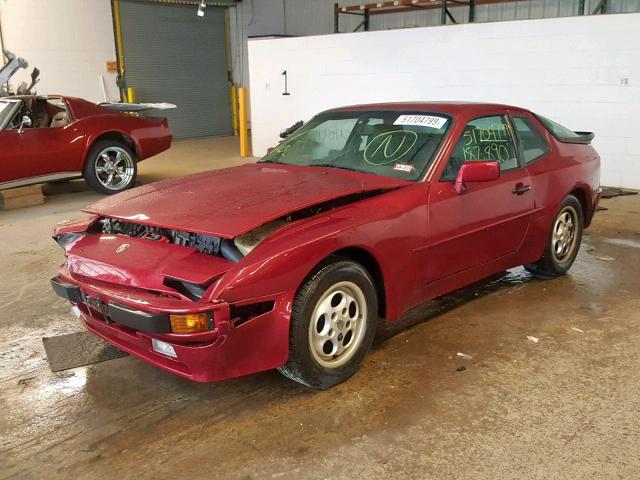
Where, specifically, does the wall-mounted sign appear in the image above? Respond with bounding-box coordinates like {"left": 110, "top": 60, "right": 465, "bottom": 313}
{"left": 106, "top": 61, "right": 118, "bottom": 73}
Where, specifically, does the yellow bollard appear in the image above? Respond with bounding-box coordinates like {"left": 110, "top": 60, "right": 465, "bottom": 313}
{"left": 126, "top": 87, "right": 136, "bottom": 103}
{"left": 230, "top": 85, "right": 239, "bottom": 136}
{"left": 238, "top": 87, "right": 250, "bottom": 157}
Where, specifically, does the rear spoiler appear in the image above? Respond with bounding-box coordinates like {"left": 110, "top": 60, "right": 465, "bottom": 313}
{"left": 99, "top": 102, "right": 176, "bottom": 113}
{"left": 562, "top": 131, "right": 594, "bottom": 145}
{"left": 534, "top": 114, "right": 594, "bottom": 145}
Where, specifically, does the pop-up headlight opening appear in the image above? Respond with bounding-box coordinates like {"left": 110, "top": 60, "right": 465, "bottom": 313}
{"left": 53, "top": 232, "right": 85, "bottom": 251}
{"left": 163, "top": 277, "right": 212, "bottom": 301}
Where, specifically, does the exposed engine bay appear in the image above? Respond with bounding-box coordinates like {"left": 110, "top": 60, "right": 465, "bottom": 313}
{"left": 94, "top": 190, "right": 390, "bottom": 262}
{"left": 97, "top": 217, "right": 244, "bottom": 262}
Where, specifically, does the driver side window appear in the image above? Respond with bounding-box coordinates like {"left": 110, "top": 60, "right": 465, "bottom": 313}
{"left": 441, "top": 115, "right": 518, "bottom": 181}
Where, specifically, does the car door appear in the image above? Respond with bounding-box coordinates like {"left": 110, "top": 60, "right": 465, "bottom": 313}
{"left": 0, "top": 101, "right": 84, "bottom": 184}
{"left": 423, "top": 114, "right": 535, "bottom": 283}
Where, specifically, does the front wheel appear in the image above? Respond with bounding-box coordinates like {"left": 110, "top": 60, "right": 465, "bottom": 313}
{"left": 278, "top": 259, "right": 378, "bottom": 389}
{"left": 525, "top": 194, "right": 583, "bottom": 277}
{"left": 83, "top": 140, "right": 137, "bottom": 195}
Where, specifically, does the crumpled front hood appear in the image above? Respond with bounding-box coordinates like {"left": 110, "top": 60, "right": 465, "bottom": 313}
{"left": 84, "top": 163, "right": 410, "bottom": 238}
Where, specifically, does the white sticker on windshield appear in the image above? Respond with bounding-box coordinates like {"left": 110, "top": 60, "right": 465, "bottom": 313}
{"left": 393, "top": 115, "right": 448, "bottom": 129}
{"left": 393, "top": 163, "right": 414, "bottom": 173}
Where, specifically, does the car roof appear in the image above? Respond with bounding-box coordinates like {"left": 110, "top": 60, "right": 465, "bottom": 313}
{"left": 328, "top": 101, "right": 529, "bottom": 116}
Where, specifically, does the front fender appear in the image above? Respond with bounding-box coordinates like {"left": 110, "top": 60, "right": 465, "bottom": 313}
{"left": 211, "top": 184, "right": 428, "bottom": 321}
{"left": 53, "top": 215, "right": 99, "bottom": 236}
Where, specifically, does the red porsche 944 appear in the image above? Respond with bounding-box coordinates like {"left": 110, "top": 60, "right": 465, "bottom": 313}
{"left": 51, "top": 102, "right": 600, "bottom": 388}
{"left": 0, "top": 95, "right": 172, "bottom": 194}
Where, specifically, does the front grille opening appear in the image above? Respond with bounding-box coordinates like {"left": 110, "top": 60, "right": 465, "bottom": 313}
{"left": 230, "top": 301, "right": 275, "bottom": 327}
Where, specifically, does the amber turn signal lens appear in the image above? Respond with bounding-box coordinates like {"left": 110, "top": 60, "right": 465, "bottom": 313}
{"left": 169, "top": 312, "right": 209, "bottom": 334}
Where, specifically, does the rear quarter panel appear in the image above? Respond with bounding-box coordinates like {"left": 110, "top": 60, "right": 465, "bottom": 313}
{"left": 65, "top": 97, "right": 173, "bottom": 168}
{"left": 80, "top": 115, "right": 172, "bottom": 163}
{"left": 517, "top": 112, "right": 600, "bottom": 263}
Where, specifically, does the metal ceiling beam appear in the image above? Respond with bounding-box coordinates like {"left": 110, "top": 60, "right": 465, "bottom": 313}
{"left": 338, "top": 0, "right": 522, "bottom": 14}
{"left": 334, "top": 0, "right": 524, "bottom": 31}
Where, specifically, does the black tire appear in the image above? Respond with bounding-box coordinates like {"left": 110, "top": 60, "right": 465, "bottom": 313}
{"left": 278, "top": 258, "right": 378, "bottom": 389}
{"left": 525, "top": 194, "right": 583, "bottom": 278}
{"left": 83, "top": 140, "right": 137, "bottom": 195}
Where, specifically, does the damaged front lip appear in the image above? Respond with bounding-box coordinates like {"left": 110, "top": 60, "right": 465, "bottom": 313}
{"left": 53, "top": 270, "right": 225, "bottom": 316}
{"left": 50, "top": 273, "right": 271, "bottom": 344}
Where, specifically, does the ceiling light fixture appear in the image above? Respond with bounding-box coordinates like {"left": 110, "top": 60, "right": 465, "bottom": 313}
{"left": 197, "top": 0, "right": 206, "bottom": 17}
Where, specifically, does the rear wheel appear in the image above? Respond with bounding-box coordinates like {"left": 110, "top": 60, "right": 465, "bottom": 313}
{"left": 83, "top": 140, "right": 137, "bottom": 195}
{"left": 278, "top": 258, "right": 378, "bottom": 389}
{"left": 525, "top": 195, "right": 583, "bottom": 277}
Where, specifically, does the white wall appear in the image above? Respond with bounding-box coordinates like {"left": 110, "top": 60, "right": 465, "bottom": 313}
{"left": 0, "top": 0, "right": 119, "bottom": 102}
{"left": 230, "top": 0, "right": 640, "bottom": 87}
{"left": 248, "top": 13, "right": 640, "bottom": 189}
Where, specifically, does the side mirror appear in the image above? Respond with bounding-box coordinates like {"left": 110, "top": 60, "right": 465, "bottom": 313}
{"left": 18, "top": 115, "right": 32, "bottom": 133}
{"left": 454, "top": 161, "right": 500, "bottom": 194}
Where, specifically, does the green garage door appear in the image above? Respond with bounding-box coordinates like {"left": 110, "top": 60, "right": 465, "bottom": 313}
{"left": 119, "top": 0, "right": 232, "bottom": 139}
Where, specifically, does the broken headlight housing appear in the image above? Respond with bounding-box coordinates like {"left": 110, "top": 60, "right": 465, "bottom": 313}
{"left": 53, "top": 232, "right": 85, "bottom": 251}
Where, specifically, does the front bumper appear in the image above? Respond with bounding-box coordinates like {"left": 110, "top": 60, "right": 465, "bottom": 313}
{"left": 52, "top": 277, "right": 172, "bottom": 333}
{"left": 50, "top": 275, "right": 291, "bottom": 382}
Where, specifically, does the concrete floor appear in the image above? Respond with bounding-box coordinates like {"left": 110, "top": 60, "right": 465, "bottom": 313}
{"left": 1, "top": 136, "right": 639, "bottom": 479}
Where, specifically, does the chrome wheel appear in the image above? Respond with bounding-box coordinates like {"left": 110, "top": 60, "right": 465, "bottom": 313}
{"left": 308, "top": 281, "right": 367, "bottom": 369}
{"left": 552, "top": 206, "right": 578, "bottom": 262}
{"left": 94, "top": 146, "right": 135, "bottom": 191}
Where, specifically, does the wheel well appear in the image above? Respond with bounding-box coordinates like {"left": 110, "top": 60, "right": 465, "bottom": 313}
{"left": 569, "top": 187, "right": 590, "bottom": 225}
{"left": 332, "top": 247, "right": 386, "bottom": 320}
{"left": 88, "top": 132, "right": 137, "bottom": 160}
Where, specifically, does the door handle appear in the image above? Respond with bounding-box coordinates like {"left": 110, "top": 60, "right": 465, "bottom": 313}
{"left": 512, "top": 183, "right": 531, "bottom": 195}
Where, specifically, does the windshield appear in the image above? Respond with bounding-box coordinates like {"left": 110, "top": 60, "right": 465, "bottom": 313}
{"left": 260, "top": 110, "right": 451, "bottom": 181}
{"left": 0, "top": 100, "right": 20, "bottom": 130}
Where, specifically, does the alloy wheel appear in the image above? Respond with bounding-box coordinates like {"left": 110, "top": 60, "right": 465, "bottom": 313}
{"left": 552, "top": 205, "right": 579, "bottom": 262}
{"left": 308, "top": 281, "right": 368, "bottom": 369}
{"left": 94, "top": 146, "right": 135, "bottom": 191}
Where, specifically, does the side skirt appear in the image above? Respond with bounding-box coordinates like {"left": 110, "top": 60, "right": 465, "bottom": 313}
{"left": 0, "top": 172, "right": 81, "bottom": 190}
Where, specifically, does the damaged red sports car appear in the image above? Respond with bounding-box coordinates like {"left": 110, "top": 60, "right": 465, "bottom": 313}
{"left": 51, "top": 102, "right": 600, "bottom": 389}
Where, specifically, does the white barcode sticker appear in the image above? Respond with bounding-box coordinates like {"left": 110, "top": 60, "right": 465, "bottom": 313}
{"left": 393, "top": 163, "right": 414, "bottom": 173}
{"left": 393, "top": 114, "right": 448, "bottom": 129}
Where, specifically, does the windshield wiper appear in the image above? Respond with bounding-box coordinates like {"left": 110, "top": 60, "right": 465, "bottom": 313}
{"left": 259, "top": 159, "right": 282, "bottom": 164}
{"left": 311, "top": 163, "right": 363, "bottom": 173}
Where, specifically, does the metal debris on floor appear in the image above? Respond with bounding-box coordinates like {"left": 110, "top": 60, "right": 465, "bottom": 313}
{"left": 456, "top": 352, "right": 473, "bottom": 360}
{"left": 571, "top": 327, "right": 585, "bottom": 333}
{"left": 42, "top": 331, "right": 128, "bottom": 372}
{"left": 527, "top": 336, "right": 540, "bottom": 344}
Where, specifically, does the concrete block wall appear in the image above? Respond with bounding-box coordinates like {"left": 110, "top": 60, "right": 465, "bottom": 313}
{"left": 248, "top": 13, "right": 640, "bottom": 189}
{"left": 0, "top": 0, "right": 119, "bottom": 102}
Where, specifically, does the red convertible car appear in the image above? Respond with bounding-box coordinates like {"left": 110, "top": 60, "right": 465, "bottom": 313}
{"left": 50, "top": 102, "right": 600, "bottom": 389}
{"left": 0, "top": 95, "right": 172, "bottom": 194}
